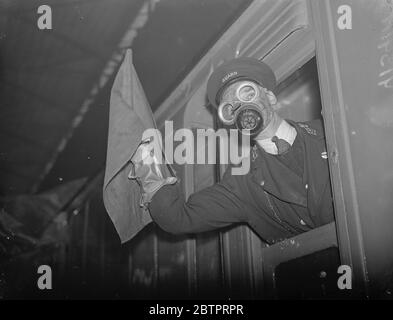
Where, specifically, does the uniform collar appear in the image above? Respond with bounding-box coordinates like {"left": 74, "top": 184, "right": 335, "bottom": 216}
{"left": 250, "top": 120, "right": 302, "bottom": 171}
{"left": 256, "top": 119, "right": 297, "bottom": 155}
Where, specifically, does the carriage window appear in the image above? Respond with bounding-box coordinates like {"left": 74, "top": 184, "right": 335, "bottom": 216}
{"left": 275, "top": 57, "right": 323, "bottom": 122}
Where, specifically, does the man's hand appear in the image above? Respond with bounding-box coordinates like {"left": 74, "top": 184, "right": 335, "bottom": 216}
{"left": 129, "top": 139, "right": 177, "bottom": 208}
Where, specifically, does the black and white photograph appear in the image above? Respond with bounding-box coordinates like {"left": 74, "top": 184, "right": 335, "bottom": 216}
{"left": 0, "top": 0, "right": 392, "bottom": 305}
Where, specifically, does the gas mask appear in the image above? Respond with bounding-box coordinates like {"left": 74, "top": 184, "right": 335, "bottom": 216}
{"left": 217, "top": 81, "right": 270, "bottom": 137}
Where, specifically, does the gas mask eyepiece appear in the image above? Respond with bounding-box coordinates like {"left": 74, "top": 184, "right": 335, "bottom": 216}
{"left": 217, "top": 81, "right": 265, "bottom": 137}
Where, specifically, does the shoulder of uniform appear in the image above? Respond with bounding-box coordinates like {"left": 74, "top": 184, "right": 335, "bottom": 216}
{"left": 296, "top": 119, "right": 325, "bottom": 140}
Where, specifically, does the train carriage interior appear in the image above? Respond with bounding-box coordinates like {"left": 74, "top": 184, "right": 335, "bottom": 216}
{"left": 1, "top": 0, "right": 392, "bottom": 300}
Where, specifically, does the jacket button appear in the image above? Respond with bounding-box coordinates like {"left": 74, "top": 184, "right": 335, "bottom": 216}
{"left": 300, "top": 219, "right": 306, "bottom": 226}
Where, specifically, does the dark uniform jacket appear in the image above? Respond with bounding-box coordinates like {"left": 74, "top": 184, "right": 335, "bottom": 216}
{"left": 149, "top": 119, "right": 334, "bottom": 244}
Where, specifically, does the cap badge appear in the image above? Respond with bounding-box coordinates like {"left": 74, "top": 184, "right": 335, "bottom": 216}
{"left": 222, "top": 71, "right": 238, "bottom": 83}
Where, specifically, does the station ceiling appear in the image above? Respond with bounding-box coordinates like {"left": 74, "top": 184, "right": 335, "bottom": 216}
{"left": 0, "top": 0, "right": 251, "bottom": 196}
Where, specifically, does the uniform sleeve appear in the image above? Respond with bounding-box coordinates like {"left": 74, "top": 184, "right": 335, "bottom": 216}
{"left": 148, "top": 173, "right": 247, "bottom": 235}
